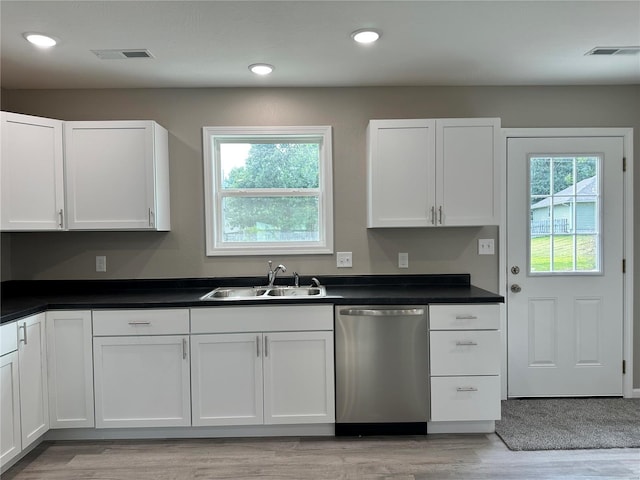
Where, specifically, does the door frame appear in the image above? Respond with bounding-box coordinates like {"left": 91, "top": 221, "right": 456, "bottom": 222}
{"left": 500, "top": 128, "right": 634, "bottom": 399}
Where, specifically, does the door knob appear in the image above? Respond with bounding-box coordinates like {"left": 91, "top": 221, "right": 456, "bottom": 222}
{"left": 510, "top": 284, "right": 522, "bottom": 293}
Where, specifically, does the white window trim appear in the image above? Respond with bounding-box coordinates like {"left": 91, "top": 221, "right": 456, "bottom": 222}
{"left": 202, "top": 126, "right": 334, "bottom": 256}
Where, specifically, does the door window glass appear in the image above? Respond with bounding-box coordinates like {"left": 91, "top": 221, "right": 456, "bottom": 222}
{"left": 528, "top": 155, "right": 601, "bottom": 274}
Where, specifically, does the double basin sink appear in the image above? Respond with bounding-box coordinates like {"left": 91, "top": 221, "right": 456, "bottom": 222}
{"left": 200, "top": 285, "right": 326, "bottom": 301}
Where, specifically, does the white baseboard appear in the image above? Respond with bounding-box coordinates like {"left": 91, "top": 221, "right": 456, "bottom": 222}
{"left": 427, "top": 420, "right": 495, "bottom": 434}
{"left": 632, "top": 388, "right": 640, "bottom": 398}
{"left": 44, "top": 424, "right": 335, "bottom": 441}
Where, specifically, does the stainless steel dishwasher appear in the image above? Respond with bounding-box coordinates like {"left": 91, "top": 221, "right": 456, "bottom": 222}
{"left": 335, "top": 305, "right": 428, "bottom": 435}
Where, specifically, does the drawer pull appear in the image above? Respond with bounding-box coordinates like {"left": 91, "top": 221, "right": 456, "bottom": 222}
{"left": 455, "top": 315, "right": 478, "bottom": 320}
{"left": 455, "top": 341, "right": 478, "bottom": 346}
{"left": 182, "top": 338, "right": 188, "bottom": 360}
{"left": 19, "top": 322, "right": 27, "bottom": 345}
{"left": 128, "top": 321, "right": 152, "bottom": 326}
{"left": 456, "top": 387, "right": 478, "bottom": 392}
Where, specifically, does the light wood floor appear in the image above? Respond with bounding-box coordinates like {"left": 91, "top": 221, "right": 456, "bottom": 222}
{"left": 3, "top": 434, "right": 639, "bottom": 480}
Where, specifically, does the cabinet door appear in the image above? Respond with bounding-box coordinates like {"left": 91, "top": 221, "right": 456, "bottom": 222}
{"left": 436, "top": 118, "right": 500, "bottom": 226}
{"left": 0, "top": 352, "right": 21, "bottom": 468}
{"left": 64, "top": 121, "right": 165, "bottom": 230}
{"left": 1, "top": 112, "right": 64, "bottom": 231}
{"left": 93, "top": 335, "right": 190, "bottom": 428}
{"left": 263, "top": 331, "right": 335, "bottom": 424}
{"left": 17, "top": 313, "right": 49, "bottom": 449}
{"left": 46, "top": 311, "right": 94, "bottom": 428}
{"left": 191, "top": 333, "right": 263, "bottom": 426}
{"left": 367, "top": 119, "right": 436, "bottom": 227}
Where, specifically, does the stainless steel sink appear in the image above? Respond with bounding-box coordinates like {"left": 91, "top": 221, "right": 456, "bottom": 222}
{"left": 200, "top": 285, "right": 326, "bottom": 301}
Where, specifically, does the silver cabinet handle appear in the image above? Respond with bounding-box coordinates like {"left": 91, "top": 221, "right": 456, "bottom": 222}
{"left": 182, "top": 338, "right": 187, "bottom": 360}
{"left": 19, "top": 322, "right": 27, "bottom": 345}
{"left": 455, "top": 341, "right": 478, "bottom": 346}
{"left": 455, "top": 315, "right": 478, "bottom": 320}
{"left": 430, "top": 206, "right": 435, "bottom": 225}
{"left": 264, "top": 335, "right": 268, "bottom": 357}
{"left": 339, "top": 308, "right": 425, "bottom": 317}
{"left": 438, "top": 206, "right": 443, "bottom": 224}
{"left": 58, "top": 209, "right": 64, "bottom": 229}
{"left": 456, "top": 387, "right": 478, "bottom": 392}
{"left": 128, "top": 321, "right": 151, "bottom": 326}
{"left": 148, "top": 208, "right": 155, "bottom": 228}
{"left": 256, "top": 335, "right": 260, "bottom": 357}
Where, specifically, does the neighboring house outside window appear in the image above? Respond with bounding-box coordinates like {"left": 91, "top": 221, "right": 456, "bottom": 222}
{"left": 530, "top": 175, "right": 597, "bottom": 236}
{"left": 202, "top": 126, "right": 333, "bottom": 256}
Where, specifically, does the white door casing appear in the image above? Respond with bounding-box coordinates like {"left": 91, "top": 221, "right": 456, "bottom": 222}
{"left": 502, "top": 130, "right": 633, "bottom": 398}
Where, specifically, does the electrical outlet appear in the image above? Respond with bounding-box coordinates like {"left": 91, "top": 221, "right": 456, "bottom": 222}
{"left": 478, "top": 239, "right": 495, "bottom": 255}
{"left": 337, "top": 252, "right": 353, "bottom": 268}
{"left": 398, "top": 252, "right": 409, "bottom": 268}
{"left": 96, "top": 255, "right": 107, "bottom": 272}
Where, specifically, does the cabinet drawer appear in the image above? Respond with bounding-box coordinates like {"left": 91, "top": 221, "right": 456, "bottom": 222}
{"left": 191, "top": 305, "right": 333, "bottom": 334}
{"left": 429, "top": 304, "right": 499, "bottom": 330}
{"left": 1, "top": 321, "right": 18, "bottom": 355}
{"left": 430, "top": 330, "right": 500, "bottom": 376}
{"left": 93, "top": 309, "right": 189, "bottom": 336}
{"left": 430, "top": 376, "right": 500, "bottom": 421}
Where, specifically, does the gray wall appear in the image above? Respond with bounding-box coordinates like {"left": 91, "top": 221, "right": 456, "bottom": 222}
{"left": 2, "top": 85, "right": 639, "bottom": 388}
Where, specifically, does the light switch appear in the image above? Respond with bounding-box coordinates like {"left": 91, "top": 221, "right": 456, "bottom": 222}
{"left": 478, "top": 239, "right": 495, "bottom": 255}
{"left": 96, "top": 255, "right": 107, "bottom": 272}
{"left": 398, "top": 252, "right": 409, "bottom": 268}
{"left": 337, "top": 252, "right": 353, "bottom": 268}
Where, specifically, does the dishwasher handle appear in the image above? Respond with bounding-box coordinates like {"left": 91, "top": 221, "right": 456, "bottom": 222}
{"left": 339, "top": 308, "right": 425, "bottom": 317}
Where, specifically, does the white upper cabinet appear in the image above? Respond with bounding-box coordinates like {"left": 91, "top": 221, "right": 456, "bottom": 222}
{"left": 1, "top": 112, "right": 65, "bottom": 231}
{"left": 367, "top": 118, "right": 500, "bottom": 227}
{"left": 64, "top": 121, "right": 170, "bottom": 231}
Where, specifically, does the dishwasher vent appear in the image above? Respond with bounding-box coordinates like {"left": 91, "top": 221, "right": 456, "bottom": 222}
{"left": 585, "top": 46, "right": 640, "bottom": 56}
{"left": 91, "top": 49, "right": 154, "bottom": 60}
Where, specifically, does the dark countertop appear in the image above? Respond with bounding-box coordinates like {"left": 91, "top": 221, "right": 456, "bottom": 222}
{"left": 1, "top": 274, "right": 504, "bottom": 324}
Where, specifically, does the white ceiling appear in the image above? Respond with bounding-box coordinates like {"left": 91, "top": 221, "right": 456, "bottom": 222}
{"left": 1, "top": 0, "right": 639, "bottom": 89}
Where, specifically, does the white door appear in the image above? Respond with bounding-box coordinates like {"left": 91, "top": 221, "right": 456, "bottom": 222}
{"left": 0, "top": 112, "right": 65, "bottom": 231}
{"left": 507, "top": 136, "right": 625, "bottom": 397}
{"left": 17, "top": 314, "right": 49, "bottom": 448}
{"left": 46, "top": 311, "right": 94, "bottom": 428}
{"left": 64, "top": 121, "right": 155, "bottom": 230}
{"left": 263, "top": 331, "right": 335, "bottom": 424}
{"left": 93, "top": 335, "right": 191, "bottom": 428}
{"left": 191, "top": 333, "right": 264, "bottom": 426}
{"left": 0, "top": 352, "right": 21, "bottom": 467}
{"left": 437, "top": 118, "right": 499, "bottom": 226}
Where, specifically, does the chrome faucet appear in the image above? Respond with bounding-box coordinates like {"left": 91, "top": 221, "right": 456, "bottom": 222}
{"left": 310, "top": 277, "right": 322, "bottom": 288}
{"left": 267, "top": 260, "right": 287, "bottom": 287}
{"left": 293, "top": 272, "right": 300, "bottom": 287}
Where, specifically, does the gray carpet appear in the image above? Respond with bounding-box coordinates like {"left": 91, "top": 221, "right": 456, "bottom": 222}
{"left": 495, "top": 398, "right": 640, "bottom": 451}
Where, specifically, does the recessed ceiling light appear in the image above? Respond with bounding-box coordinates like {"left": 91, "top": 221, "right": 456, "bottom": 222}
{"left": 249, "top": 63, "right": 274, "bottom": 76}
{"left": 23, "top": 32, "right": 58, "bottom": 48}
{"left": 351, "top": 29, "right": 381, "bottom": 44}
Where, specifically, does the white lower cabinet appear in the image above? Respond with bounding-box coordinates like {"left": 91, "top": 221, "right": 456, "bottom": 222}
{"left": 263, "top": 331, "right": 334, "bottom": 425}
{"left": 0, "top": 351, "right": 21, "bottom": 467}
{"left": 17, "top": 314, "right": 49, "bottom": 449}
{"left": 46, "top": 311, "right": 94, "bottom": 428}
{"left": 190, "top": 306, "right": 335, "bottom": 427}
{"left": 92, "top": 309, "right": 191, "bottom": 428}
{"left": 429, "top": 304, "right": 501, "bottom": 423}
{"left": 191, "top": 333, "right": 264, "bottom": 426}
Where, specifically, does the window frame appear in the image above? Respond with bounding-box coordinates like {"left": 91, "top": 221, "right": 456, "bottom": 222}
{"left": 202, "top": 125, "right": 334, "bottom": 256}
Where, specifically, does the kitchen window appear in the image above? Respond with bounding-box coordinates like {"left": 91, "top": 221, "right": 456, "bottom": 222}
{"left": 202, "top": 126, "right": 333, "bottom": 256}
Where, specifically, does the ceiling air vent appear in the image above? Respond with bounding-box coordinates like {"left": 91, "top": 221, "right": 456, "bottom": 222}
{"left": 91, "top": 49, "right": 154, "bottom": 60}
{"left": 585, "top": 46, "right": 640, "bottom": 56}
